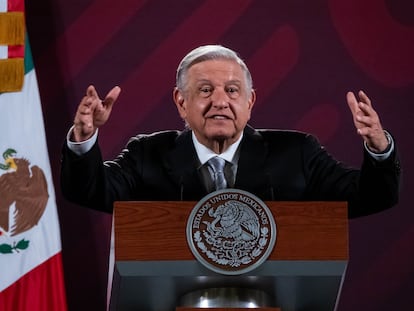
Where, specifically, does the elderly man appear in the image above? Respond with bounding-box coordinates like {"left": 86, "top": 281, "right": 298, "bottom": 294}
{"left": 61, "top": 45, "right": 400, "bottom": 218}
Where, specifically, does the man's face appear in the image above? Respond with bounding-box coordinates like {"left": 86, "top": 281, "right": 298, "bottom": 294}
{"left": 174, "top": 59, "right": 256, "bottom": 150}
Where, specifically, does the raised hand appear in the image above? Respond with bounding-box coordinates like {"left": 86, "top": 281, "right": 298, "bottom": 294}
{"left": 347, "top": 90, "right": 389, "bottom": 153}
{"left": 72, "top": 85, "right": 121, "bottom": 142}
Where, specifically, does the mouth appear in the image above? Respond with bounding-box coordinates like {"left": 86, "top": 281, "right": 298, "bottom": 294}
{"left": 207, "top": 114, "right": 232, "bottom": 120}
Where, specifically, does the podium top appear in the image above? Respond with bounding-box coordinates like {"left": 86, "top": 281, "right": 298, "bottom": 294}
{"left": 114, "top": 201, "right": 348, "bottom": 261}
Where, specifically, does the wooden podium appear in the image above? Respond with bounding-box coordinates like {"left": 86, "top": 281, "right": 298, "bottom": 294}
{"left": 110, "top": 201, "right": 348, "bottom": 311}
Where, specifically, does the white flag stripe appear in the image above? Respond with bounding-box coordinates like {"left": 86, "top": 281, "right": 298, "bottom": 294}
{"left": 0, "top": 0, "right": 6, "bottom": 12}
{"left": 0, "top": 46, "right": 7, "bottom": 59}
{"left": 0, "top": 69, "right": 62, "bottom": 291}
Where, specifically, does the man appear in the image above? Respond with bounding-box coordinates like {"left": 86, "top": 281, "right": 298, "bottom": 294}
{"left": 61, "top": 45, "right": 400, "bottom": 218}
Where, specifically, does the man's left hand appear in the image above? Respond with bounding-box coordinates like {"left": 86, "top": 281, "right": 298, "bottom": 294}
{"left": 347, "top": 90, "right": 389, "bottom": 153}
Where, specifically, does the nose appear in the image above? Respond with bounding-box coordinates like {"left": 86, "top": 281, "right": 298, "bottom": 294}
{"left": 211, "top": 88, "right": 229, "bottom": 108}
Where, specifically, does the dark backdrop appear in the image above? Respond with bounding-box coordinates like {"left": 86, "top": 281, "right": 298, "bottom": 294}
{"left": 25, "top": 0, "right": 413, "bottom": 310}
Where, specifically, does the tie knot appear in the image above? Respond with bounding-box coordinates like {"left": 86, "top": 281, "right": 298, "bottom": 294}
{"left": 208, "top": 156, "right": 226, "bottom": 173}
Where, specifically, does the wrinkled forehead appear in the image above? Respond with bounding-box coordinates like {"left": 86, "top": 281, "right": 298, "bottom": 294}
{"left": 187, "top": 59, "right": 245, "bottom": 85}
{"left": 180, "top": 57, "right": 252, "bottom": 91}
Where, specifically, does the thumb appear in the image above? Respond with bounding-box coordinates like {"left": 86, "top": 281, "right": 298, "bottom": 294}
{"left": 103, "top": 86, "right": 121, "bottom": 108}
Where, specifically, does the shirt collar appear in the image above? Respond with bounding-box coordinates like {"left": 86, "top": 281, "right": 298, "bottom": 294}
{"left": 192, "top": 131, "right": 243, "bottom": 165}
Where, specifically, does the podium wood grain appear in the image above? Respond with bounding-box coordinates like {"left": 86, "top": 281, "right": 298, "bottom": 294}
{"left": 114, "top": 201, "right": 348, "bottom": 261}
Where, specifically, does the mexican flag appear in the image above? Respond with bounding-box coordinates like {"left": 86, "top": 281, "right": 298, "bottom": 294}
{"left": 0, "top": 1, "right": 67, "bottom": 310}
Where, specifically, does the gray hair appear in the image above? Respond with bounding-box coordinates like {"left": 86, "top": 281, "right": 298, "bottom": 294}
{"left": 176, "top": 45, "right": 253, "bottom": 92}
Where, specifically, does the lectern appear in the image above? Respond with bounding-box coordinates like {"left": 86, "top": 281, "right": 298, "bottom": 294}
{"left": 110, "top": 201, "right": 348, "bottom": 311}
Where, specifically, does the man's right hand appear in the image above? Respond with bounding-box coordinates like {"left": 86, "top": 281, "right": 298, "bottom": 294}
{"left": 72, "top": 85, "right": 121, "bottom": 142}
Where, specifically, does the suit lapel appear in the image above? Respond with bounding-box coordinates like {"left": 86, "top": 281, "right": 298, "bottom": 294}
{"left": 164, "top": 130, "right": 208, "bottom": 199}
{"left": 235, "top": 126, "right": 270, "bottom": 194}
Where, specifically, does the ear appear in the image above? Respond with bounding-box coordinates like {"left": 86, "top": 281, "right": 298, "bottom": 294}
{"left": 173, "top": 87, "right": 187, "bottom": 119}
{"left": 246, "top": 89, "right": 256, "bottom": 118}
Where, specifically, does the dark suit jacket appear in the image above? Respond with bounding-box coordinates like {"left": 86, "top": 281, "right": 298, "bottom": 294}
{"left": 61, "top": 125, "right": 401, "bottom": 218}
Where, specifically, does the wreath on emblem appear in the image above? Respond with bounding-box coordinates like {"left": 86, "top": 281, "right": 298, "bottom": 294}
{"left": 0, "top": 238, "right": 30, "bottom": 254}
{"left": 193, "top": 226, "right": 269, "bottom": 267}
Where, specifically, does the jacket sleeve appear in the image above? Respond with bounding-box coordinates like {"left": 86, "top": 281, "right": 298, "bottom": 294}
{"left": 60, "top": 140, "right": 114, "bottom": 213}
{"left": 302, "top": 133, "right": 401, "bottom": 218}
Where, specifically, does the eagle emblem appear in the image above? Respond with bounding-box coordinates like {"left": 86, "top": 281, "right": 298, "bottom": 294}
{"left": 204, "top": 200, "right": 260, "bottom": 242}
{"left": 0, "top": 148, "right": 49, "bottom": 252}
{"left": 187, "top": 189, "right": 277, "bottom": 275}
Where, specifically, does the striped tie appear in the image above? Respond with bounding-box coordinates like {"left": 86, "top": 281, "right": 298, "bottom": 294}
{"left": 208, "top": 156, "right": 227, "bottom": 190}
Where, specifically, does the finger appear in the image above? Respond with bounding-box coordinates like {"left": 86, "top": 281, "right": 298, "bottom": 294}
{"left": 355, "top": 114, "right": 375, "bottom": 126}
{"left": 346, "top": 92, "right": 358, "bottom": 113}
{"left": 356, "top": 126, "right": 374, "bottom": 138}
{"left": 78, "top": 107, "right": 89, "bottom": 115}
{"left": 358, "top": 90, "right": 372, "bottom": 107}
{"left": 75, "top": 103, "right": 93, "bottom": 121}
{"left": 346, "top": 91, "right": 359, "bottom": 117}
{"left": 80, "top": 85, "right": 100, "bottom": 110}
{"left": 102, "top": 86, "right": 121, "bottom": 108}
{"left": 86, "top": 85, "right": 99, "bottom": 98}
{"left": 357, "top": 100, "right": 375, "bottom": 118}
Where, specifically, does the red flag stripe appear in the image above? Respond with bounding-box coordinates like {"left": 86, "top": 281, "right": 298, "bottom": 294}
{"left": 7, "top": 0, "right": 24, "bottom": 11}
{"left": 8, "top": 45, "right": 24, "bottom": 58}
{"left": 0, "top": 253, "right": 67, "bottom": 311}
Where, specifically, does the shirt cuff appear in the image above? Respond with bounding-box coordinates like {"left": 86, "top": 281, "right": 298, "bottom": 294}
{"left": 66, "top": 125, "right": 98, "bottom": 156}
{"left": 364, "top": 130, "right": 394, "bottom": 162}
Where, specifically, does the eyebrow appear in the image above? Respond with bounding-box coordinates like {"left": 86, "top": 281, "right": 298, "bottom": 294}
{"left": 195, "top": 79, "right": 243, "bottom": 85}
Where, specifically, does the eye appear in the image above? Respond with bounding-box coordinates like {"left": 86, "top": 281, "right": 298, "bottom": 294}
{"left": 201, "top": 87, "right": 211, "bottom": 93}
{"left": 226, "top": 86, "right": 240, "bottom": 98}
{"left": 199, "top": 86, "right": 213, "bottom": 97}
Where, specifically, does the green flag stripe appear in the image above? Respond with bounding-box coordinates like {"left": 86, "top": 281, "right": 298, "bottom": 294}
{"left": 24, "top": 34, "right": 34, "bottom": 74}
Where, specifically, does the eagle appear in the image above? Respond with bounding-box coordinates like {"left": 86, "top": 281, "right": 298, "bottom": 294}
{"left": 205, "top": 200, "right": 260, "bottom": 241}
{"left": 0, "top": 148, "right": 49, "bottom": 236}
